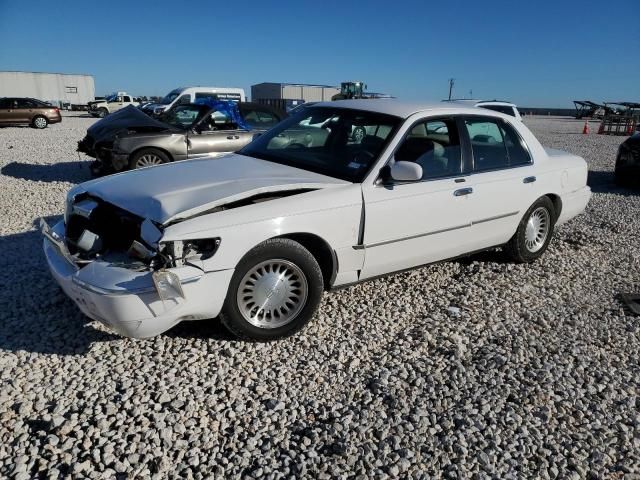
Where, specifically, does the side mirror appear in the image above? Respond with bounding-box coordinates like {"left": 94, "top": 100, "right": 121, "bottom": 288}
{"left": 390, "top": 161, "right": 422, "bottom": 182}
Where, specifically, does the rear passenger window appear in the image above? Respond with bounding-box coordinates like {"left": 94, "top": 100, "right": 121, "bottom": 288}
{"left": 395, "top": 118, "right": 462, "bottom": 180}
{"left": 243, "top": 109, "right": 280, "bottom": 128}
{"left": 500, "top": 122, "right": 532, "bottom": 166}
{"left": 465, "top": 118, "right": 531, "bottom": 171}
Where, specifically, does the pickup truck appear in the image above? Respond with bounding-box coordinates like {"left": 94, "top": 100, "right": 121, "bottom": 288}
{"left": 88, "top": 92, "right": 139, "bottom": 118}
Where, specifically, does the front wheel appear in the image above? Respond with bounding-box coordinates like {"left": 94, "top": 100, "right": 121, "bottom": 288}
{"left": 97, "top": 108, "right": 108, "bottom": 118}
{"left": 504, "top": 197, "right": 555, "bottom": 263}
{"left": 219, "top": 238, "right": 324, "bottom": 341}
{"left": 129, "top": 148, "right": 170, "bottom": 170}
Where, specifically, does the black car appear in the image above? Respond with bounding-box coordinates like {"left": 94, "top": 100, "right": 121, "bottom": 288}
{"left": 615, "top": 132, "right": 640, "bottom": 187}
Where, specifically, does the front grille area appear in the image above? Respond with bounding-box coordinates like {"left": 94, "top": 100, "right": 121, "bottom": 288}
{"left": 66, "top": 197, "right": 143, "bottom": 258}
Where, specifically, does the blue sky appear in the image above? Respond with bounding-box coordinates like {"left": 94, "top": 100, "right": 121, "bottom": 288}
{"left": 0, "top": 0, "right": 638, "bottom": 107}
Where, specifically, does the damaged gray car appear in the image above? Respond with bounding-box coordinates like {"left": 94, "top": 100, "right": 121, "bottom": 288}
{"left": 77, "top": 102, "right": 285, "bottom": 175}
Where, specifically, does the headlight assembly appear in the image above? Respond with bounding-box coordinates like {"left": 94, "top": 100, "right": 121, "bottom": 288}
{"left": 161, "top": 238, "right": 221, "bottom": 267}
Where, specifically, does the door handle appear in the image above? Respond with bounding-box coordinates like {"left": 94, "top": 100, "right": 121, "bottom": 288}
{"left": 454, "top": 187, "right": 473, "bottom": 196}
{"left": 227, "top": 135, "right": 240, "bottom": 140}
{"left": 523, "top": 176, "right": 536, "bottom": 184}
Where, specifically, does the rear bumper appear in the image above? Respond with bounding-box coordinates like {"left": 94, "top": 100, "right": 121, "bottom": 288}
{"left": 42, "top": 219, "right": 234, "bottom": 338}
{"left": 557, "top": 186, "right": 591, "bottom": 225}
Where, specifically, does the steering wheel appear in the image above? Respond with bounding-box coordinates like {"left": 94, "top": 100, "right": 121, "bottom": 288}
{"left": 353, "top": 150, "right": 375, "bottom": 163}
{"left": 286, "top": 142, "right": 307, "bottom": 149}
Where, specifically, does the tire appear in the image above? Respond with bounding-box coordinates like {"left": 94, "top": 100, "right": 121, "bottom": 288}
{"left": 503, "top": 196, "right": 556, "bottom": 263}
{"left": 97, "top": 108, "right": 108, "bottom": 118}
{"left": 32, "top": 116, "right": 48, "bottom": 129}
{"left": 129, "top": 148, "right": 170, "bottom": 170}
{"left": 219, "top": 238, "right": 324, "bottom": 341}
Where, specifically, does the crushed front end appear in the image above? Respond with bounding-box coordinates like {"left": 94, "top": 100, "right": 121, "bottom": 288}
{"left": 40, "top": 191, "right": 232, "bottom": 338}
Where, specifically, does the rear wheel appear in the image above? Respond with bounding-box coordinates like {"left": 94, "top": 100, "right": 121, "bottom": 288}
{"left": 504, "top": 197, "right": 555, "bottom": 263}
{"left": 32, "top": 116, "right": 48, "bottom": 129}
{"left": 219, "top": 238, "right": 324, "bottom": 341}
{"left": 129, "top": 148, "right": 170, "bottom": 170}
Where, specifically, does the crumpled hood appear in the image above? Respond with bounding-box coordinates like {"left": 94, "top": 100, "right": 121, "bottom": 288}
{"left": 86, "top": 105, "right": 173, "bottom": 145}
{"left": 79, "top": 154, "right": 349, "bottom": 224}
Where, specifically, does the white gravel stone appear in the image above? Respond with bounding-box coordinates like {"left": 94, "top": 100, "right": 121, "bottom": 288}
{"left": 0, "top": 113, "right": 639, "bottom": 478}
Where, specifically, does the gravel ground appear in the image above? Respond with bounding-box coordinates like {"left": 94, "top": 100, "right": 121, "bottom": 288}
{"left": 0, "top": 113, "right": 639, "bottom": 479}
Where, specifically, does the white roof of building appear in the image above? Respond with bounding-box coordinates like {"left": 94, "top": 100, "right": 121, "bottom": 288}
{"left": 314, "top": 99, "right": 488, "bottom": 118}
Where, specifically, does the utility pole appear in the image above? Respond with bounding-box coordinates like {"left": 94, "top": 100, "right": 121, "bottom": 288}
{"left": 448, "top": 78, "right": 455, "bottom": 100}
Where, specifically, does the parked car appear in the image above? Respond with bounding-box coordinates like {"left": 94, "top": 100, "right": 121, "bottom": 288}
{"left": 140, "top": 86, "right": 246, "bottom": 117}
{"left": 78, "top": 101, "right": 285, "bottom": 174}
{"left": 42, "top": 100, "right": 591, "bottom": 341}
{"left": 88, "top": 92, "right": 139, "bottom": 118}
{"left": 0, "top": 97, "right": 61, "bottom": 128}
{"left": 444, "top": 99, "right": 522, "bottom": 121}
{"left": 615, "top": 132, "right": 640, "bottom": 186}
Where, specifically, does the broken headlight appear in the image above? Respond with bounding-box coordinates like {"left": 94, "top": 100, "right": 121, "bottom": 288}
{"left": 161, "top": 238, "right": 221, "bottom": 267}
{"left": 152, "top": 270, "right": 185, "bottom": 302}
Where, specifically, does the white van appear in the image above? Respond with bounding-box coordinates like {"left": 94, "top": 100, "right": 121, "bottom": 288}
{"left": 142, "top": 87, "right": 246, "bottom": 116}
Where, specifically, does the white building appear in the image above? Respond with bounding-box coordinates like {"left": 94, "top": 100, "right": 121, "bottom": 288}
{"left": 0, "top": 71, "right": 95, "bottom": 108}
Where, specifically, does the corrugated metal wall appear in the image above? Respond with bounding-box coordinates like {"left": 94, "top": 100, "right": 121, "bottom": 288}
{"left": 0, "top": 72, "right": 95, "bottom": 105}
{"left": 252, "top": 83, "right": 340, "bottom": 102}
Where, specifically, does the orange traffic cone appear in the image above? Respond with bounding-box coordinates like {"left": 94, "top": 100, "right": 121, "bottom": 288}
{"left": 582, "top": 120, "right": 590, "bottom": 134}
{"left": 627, "top": 123, "right": 634, "bottom": 135}
{"left": 597, "top": 122, "right": 604, "bottom": 134}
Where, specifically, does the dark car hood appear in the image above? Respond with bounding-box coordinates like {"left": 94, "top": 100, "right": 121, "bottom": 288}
{"left": 86, "top": 105, "right": 175, "bottom": 145}
{"left": 624, "top": 132, "right": 640, "bottom": 149}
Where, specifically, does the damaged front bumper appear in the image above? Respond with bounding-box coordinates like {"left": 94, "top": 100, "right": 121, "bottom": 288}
{"left": 41, "top": 219, "right": 233, "bottom": 338}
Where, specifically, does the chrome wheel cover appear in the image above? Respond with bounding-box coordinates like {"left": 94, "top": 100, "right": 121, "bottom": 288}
{"left": 524, "top": 207, "right": 550, "bottom": 253}
{"left": 236, "top": 259, "right": 308, "bottom": 329}
{"left": 353, "top": 127, "right": 365, "bottom": 143}
{"left": 135, "top": 153, "right": 164, "bottom": 168}
{"left": 34, "top": 117, "right": 47, "bottom": 128}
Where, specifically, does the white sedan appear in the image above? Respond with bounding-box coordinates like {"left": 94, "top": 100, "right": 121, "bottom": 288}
{"left": 41, "top": 100, "right": 591, "bottom": 340}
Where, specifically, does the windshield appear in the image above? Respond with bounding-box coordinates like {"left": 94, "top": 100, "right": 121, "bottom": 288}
{"left": 160, "top": 104, "right": 209, "bottom": 129}
{"left": 160, "top": 90, "right": 181, "bottom": 105}
{"left": 239, "top": 107, "right": 401, "bottom": 182}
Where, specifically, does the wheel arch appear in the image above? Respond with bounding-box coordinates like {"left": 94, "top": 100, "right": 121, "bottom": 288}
{"left": 544, "top": 193, "right": 562, "bottom": 220}
{"left": 31, "top": 114, "right": 47, "bottom": 126}
{"left": 274, "top": 232, "right": 337, "bottom": 290}
{"left": 129, "top": 145, "right": 174, "bottom": 163}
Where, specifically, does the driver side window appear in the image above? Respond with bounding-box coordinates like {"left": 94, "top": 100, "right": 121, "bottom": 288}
{"left": 394, "top": 118, "right": 462, "bottom": 180}
{"left": 199, "top": 110, "right": 239, "bottom": 132}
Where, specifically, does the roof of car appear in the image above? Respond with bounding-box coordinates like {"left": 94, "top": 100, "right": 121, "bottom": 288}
{"left": 313, "top": 99, "right": 490, "bottom": 119}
